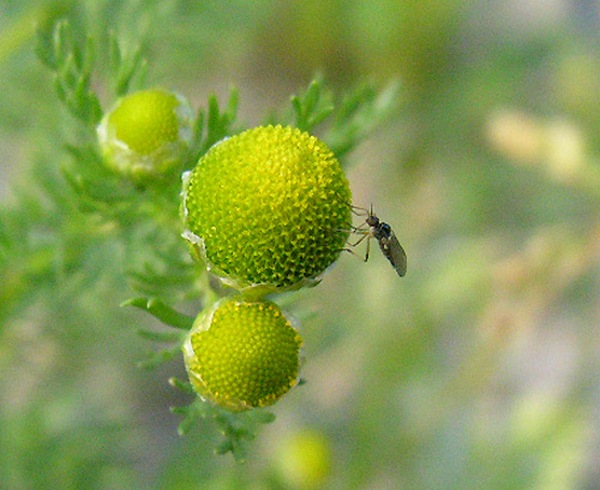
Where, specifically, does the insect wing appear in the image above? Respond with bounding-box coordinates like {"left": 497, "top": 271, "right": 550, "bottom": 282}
{"left": 378, "top": 231, "right": 407, "bottom": 277}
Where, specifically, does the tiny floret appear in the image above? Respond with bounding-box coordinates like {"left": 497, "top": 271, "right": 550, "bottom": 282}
{"left": 182, "top": 297, "right": 303, "bottom": 411}
{"left": 182, "top": 125, "right": 352, "bottom": 292}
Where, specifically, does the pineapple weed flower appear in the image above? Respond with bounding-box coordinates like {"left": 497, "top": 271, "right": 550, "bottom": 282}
{"left": 183, "top": 297, "right": 303, "bottom": 411}
{"left": 99, "top": 91, "right": 352, "bottom": 411}
{"left": 97, "top": 88, "right": 194, "bottom": 182}
{"left": 182, "top": 125, "right": 352, "bottom": 293}
{"left": 182, "top": 125, "right": 351, "bottom": 410}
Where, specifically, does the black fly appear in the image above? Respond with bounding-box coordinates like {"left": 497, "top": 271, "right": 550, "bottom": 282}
{"left": 351, "top": 205, "right": 407, "bottom": 277}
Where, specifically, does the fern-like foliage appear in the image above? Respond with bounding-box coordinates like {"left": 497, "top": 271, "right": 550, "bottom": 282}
{"left": 170, "top": 378, "right": 276, "bottom": 462}
{"left": 36, "top": 19, "right": 102, "bottom": 125}
{"left": 287, "top": 75, "right": 402, "bottom": 160}
{"left": 123, "top": 297, "right": 276, "bottom": 460}
{"left": 4, "top": 12, "right": 402, "bottom": 461}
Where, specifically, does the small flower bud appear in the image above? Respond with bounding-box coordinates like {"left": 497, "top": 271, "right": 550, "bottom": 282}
{"left": 183, "top": 297, "right": 303, "bottom": 412}
{"left": 275, "top": 430, "right": 332, "bottom": 489}
{"left": 97, "top": 88, "right": 193, "bottom": 181}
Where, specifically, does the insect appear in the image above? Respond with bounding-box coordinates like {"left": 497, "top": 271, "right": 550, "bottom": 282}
{"left": 351, "top": 205, "right": 407, "bottom": 277}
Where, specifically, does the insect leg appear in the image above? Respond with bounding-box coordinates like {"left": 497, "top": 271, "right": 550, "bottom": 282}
{"left": 349, "top": 204, "right": 369, "bottom": 217}
{"left": 348, "top": 230, "right": 370, "bottom": 247}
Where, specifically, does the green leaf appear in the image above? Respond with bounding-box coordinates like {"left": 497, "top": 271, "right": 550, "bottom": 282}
{"left": 36, "top": 18, "right": 104, "bottom": 126}
{"left": 290, "top": 77, "right": 334, "bottom": 132}
{"left": 171, "top": 398, "right": 210, "bottom": 436}
{"left": 169, "top": 377, "right": 196, "bottom": 395}
{"left": 81, "top": 35, "right": 96, "bottom": 74}
{"left": 136, "top": 329, "right": 185, "bottom": 342}
{"left": 206, "top": 89, "right": 238, "bottom": 147}
{"left": 171, "top": 395, "right": 276, "bottom": 461}
{"left": 108, "top": 31, "right": 148, "bottom": 97}
{"left": 137, "top": 345, "right": 182, "bottom": 369}
{"left": 122, "top": 297, "right": 195, "bottom": 330}
{"left": 108, "top": 32, "right": 122, "bottom": 74}
{"left": 326, "top": 80, "right": 402, "bottom": 158}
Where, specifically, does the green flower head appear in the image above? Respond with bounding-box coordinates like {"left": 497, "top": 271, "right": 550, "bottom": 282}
{"left": 182, "top": 125, "right": 352, "bottom": 293}
{"left": 183, "top": 297, "right": 303, "bottom": 412}
{"left": 97, "top": 88, "right": 193, "bottom": 181}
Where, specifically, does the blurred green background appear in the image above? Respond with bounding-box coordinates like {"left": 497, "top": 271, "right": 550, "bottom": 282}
{"left": 1, "top": 1, "right": 599, "bottom": 489}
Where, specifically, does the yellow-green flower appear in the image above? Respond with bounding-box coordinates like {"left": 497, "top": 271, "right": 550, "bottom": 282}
{"left": 182, "top": 125, "right": 351, "bottom": 293}
{"left": 97, "top": 88, "right": 193, "bottom": 181}
{"left": 183, "top": 297, "right": 302, "bottom": 412}
{"left": 275, "top": 430, "right": 332, "bottom": 488}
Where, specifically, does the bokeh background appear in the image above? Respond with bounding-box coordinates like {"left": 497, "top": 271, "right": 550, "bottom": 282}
{"left": 1, "top": 1, "right": 599, "bottom": 489}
